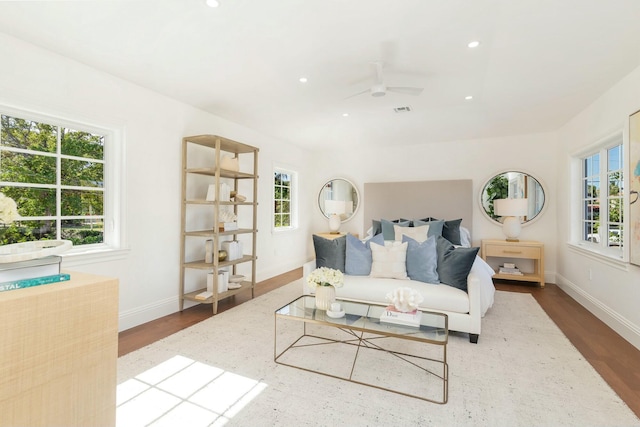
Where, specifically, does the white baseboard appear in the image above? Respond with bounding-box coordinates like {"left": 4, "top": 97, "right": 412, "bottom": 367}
{"left": 119, "top": 260, "right": 308, "bottom": 332}
{"left": 555, "top": 273, "right": 640, "bottom": 351}
{"left": 256, "top": 258, "right": 307, "bottom": 283}
{"left": 118, "top": 296, "right": 178, "bottom": 332}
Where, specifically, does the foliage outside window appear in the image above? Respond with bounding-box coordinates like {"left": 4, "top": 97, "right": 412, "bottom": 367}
{"left": 274, "top": 169, "right": 294, "bottom": 229}
{"left": 0, "top": 113, "right": 105, "bottom": 247}
{"left": 581, "top": 143, "right": 623, "bottom": 251}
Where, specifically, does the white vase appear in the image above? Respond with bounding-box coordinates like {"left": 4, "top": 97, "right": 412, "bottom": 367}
{"left": 314, "top": 285, "right": 336, "bottom": 310}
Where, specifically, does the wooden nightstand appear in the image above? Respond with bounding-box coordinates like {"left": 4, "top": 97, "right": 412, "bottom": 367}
{"left": 481, "top": 239, "right": 545, "bottom": 287}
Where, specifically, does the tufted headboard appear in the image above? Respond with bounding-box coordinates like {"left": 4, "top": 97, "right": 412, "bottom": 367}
{"left": 363, "top": 179, "right": 473, "bottom": 234}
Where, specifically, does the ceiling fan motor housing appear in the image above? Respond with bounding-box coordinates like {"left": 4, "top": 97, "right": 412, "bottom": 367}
{"left": 371, "top": 84, "right": 386, "bottom": 97}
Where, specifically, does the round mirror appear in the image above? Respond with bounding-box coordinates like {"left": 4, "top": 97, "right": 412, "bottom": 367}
{"left": 480, "top": 171, "right": 545, "bottom": 224}
{"left": 318, "top": 178, "right": 360, "bottom": 222}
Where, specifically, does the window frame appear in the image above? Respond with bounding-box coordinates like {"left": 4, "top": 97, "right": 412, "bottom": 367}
{"left": 0, "top": 104, "right": 126, "bottom": 264}
{"left": 273, "top": 166, "right": 298, "bottom": 232}
{"left": 573, "top": 130, "right": 626, "bottom": 261}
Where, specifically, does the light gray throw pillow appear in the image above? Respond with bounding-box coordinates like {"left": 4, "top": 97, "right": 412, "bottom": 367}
{"left": 403, "top": 235, "right": 439, "bottom": 284}
{"left": 345, "top": 233, "right": 383, "bottom": 275}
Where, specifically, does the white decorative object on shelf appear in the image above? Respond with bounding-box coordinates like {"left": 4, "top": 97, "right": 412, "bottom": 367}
{"left": 219, "top": 209, "right": 237, "bottom": 223}
{"left": 205, "top": 239, "right": 214, "bottom": 263}
{"left": 219, "top": 183, "right": 231, "bottom": 201}
{"left": 221, "top": 240, "right": 243, "bottom": 260}
{"left": 206, "top": 184, "right": 216, "bottom": 201}
{"left": 230, "top": 191, "right": 247, "bottom": 202}
{"left": 385, "top": 287, "right": 424, "bottom": 313}
{"left": 217, "top": 270, "right": 229, "bottom": 293}
{"left": 208, "top": 183, "right": 232, "bottom": 202}
{"left": 206, "top": 272, "right": 214, "bottom": 292}
{"left": 229, "top": 274, "right": 244, "bottom": 283}
{"left": 223, "top": 222, "right": 238, "bottom": 231}
{"left": 0, "top": 240, "right": 73, "bottom": 264}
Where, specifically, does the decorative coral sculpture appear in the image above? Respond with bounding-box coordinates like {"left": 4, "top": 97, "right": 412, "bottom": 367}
{"left": 385, "top": 287, "right": 424, "bottom": 313}
{"left": 219, "top": 209, "right": 237, "bottom": 222}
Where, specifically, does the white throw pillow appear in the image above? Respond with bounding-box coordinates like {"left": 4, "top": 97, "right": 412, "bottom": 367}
{"left": 394, "top": 224, "right": 429, "bottom": 243}
{"left": 370, "top": 241, "right": 408, "bottom": 279}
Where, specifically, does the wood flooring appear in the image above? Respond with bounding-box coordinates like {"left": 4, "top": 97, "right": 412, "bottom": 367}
{"left": 118, "top": 271, "right": 640, "bottom": 419}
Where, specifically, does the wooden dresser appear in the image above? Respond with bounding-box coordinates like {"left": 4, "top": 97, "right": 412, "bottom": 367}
{"left": 0, "top": 271, "right": 119, "bottom": 427}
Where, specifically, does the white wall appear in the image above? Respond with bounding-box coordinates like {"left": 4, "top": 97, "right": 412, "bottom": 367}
{"left": 310, "top": 133, "right": 559, "bottom": 280}
{"left": 0, "top": 33, "right": 315, "bottom": 331}
{"left": 556, "top": 65, "right": 640, "bottom": 350}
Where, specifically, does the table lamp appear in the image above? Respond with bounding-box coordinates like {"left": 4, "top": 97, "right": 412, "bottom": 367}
{"left": 324, "top": 200, "right": 346, "bottom": 234}
{"left": 494, "top": 198, "right": 528, "bottom": 241}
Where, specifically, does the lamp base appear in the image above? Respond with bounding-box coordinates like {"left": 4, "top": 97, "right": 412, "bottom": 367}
{"left": 328, "top": 214, "right": 341, "bottom": 234}
{"left": 505, "top": 238, "right": 520, "bottom": 242}
{"left": 502, "top": 216, "right": 522, "bottom": 241}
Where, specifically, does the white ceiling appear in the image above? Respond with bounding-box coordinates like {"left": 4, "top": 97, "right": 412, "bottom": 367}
{"left": 1, "top": 0, "right": 640, "bottom": 150}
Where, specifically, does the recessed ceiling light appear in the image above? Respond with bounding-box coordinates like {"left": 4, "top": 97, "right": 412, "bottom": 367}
{"left": 299, "top": 77, "right": 308, "bottom": 83}
{"left": 206, "top": 0, "right": 219, "bottom": 7}
{"left": 342, "top": 113, "right": 349, "bottom": 117}
{"left": 467, "top": 41, "right": 480, "bottom": 48}
{"left": 465, "top": 95, "right": 473, "bottom": 100}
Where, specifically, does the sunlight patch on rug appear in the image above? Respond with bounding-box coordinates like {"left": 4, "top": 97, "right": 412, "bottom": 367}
{"left": 116, "top": 355, "right": 267, "bottom": 426}
{"left": 118, "top": 280, "right": 640, "bottom": 426}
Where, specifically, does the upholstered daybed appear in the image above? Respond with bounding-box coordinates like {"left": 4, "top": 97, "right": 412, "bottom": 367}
{"left": 304, "top": 224, "right": 496, "bottom": 343}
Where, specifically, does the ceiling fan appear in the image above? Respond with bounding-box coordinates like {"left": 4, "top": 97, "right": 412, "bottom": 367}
{"left": 347, "top": 61, "right": 424, "bottom": 98}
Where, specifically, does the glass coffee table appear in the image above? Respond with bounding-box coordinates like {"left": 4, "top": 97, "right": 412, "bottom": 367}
{"left": 274, "top": 295, "right": 448, "bottom": 404}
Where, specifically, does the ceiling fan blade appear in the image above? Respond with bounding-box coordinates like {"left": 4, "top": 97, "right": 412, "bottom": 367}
{"left": 387, "top": 86, "right": 424, "bottom": 96}
{"left": 343, "top": 88, "right": 371, "bottom": 100}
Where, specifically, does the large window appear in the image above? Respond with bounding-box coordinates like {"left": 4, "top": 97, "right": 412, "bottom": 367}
{"left": 581, "top": 141, "right": 624, "bottom": 253}
{"left": 273, "top": 168, "right": 296, "bottom": 230}
{"left": 0, "top": 110, "right": 114, "bottom": 250}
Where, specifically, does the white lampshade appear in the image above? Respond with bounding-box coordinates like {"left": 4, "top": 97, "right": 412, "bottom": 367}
{"left": 494, "top": 198, "right": 528, "bottom": 217}
{"left": 494, "top": 198, "right": 528, "bottom": 241}
{"left": 324, "top": 200, "right": 346, "bottom": 215}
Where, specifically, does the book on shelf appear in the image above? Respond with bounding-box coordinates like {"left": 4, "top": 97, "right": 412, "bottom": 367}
{"left": 379, "top": 306, "right": 422, "bottom": 327}
{"left": 499, "top": 266, "right": 523, "bottom": 275}
{"left": 0, "top": 255, "right": 61, "bottom": 282}
{"left": 195, "top": 291, "right": 213, "bottom": 301}
{"left": 0, "top": 273, "right": 71, "bottom": 292}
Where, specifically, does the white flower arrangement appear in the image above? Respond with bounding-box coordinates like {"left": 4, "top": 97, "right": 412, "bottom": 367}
{"left": 306, "top": 267, "right": 344, "bottom": 289}
{"left": 386, "top": 287, "right": 424, "bottom": 313}
{"left": 0, "top": 194, "right": 18, "bottom": 225}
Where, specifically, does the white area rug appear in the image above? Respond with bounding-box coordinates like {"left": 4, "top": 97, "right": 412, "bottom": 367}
{"left": 117, "top": 280, "right": 640, "bottom": 427}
